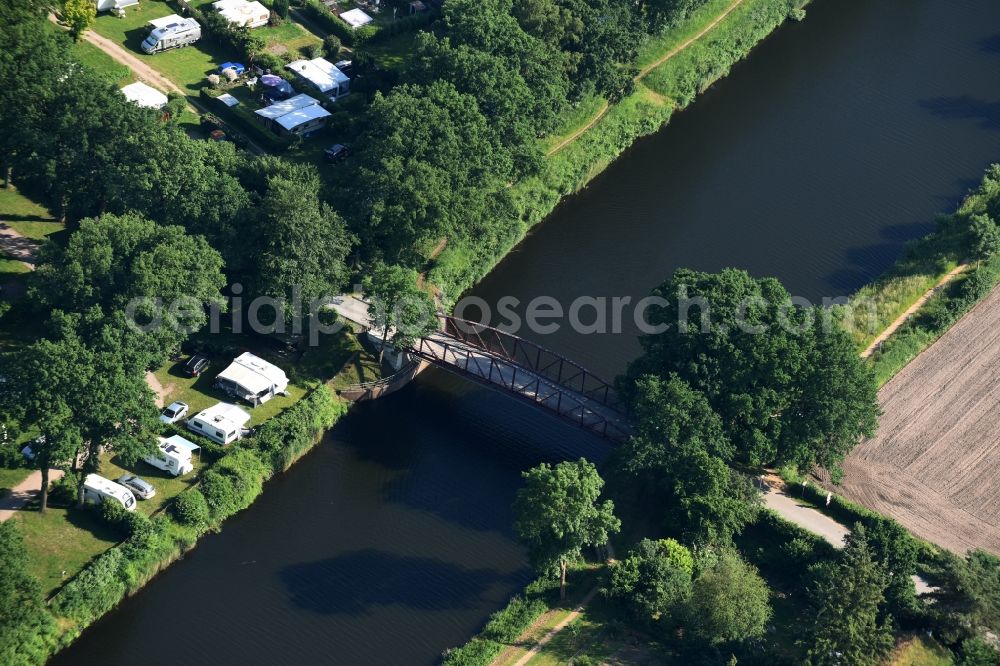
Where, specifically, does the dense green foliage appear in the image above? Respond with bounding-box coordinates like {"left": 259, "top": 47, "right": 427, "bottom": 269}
{"left": 0, "top": 522, "right": 57, "bottom": 665}
{"left": 607, "top": 538, "right": 693, "bottom": 623}
{"left": 686, "top": 548, "right": 772, "bottom": 645}
{"left": 171, "top": 490, "right": 211, "bottom": 528}
{"left": 609, "top": 374, "right": 759, "bottom": 544}
{"left": 803, "top": 526, "right": 894, "bottom": 666}
{"left": 624, "top": 268, "right": 880, "bottom": 471}
{"left": 441, "top": 592, "right": 550, "bottom": 666}
{"left": 513, "top": 459, "right": 620, "bottom": 597}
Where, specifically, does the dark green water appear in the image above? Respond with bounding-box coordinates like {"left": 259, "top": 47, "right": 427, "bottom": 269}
{"left": 53, "top": 1, "right": 1000, "bottom": 663}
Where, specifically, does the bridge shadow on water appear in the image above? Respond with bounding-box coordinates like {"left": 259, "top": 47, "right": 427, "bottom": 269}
{"left": 331, "top": 370, "right": 612, "bottom": 535}
{"left": 278, "top": 549, "right": 519, "bottom": 615}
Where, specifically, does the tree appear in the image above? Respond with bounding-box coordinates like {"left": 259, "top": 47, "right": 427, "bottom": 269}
{"left": 608, "top": 538, "right": 693, "bottom": 624}
{"left": 0, "top": 522, "right": 56, "bottom": 664}
{"left": 0, "top": 338, "right": 84, "bottom": 511}
{"left": 513, "top": 458, "right": 620, "bottom": 599}
{"left": 273, "top": 0, "right": 289, "bottom": 18}
{"left": 61, "top": 0, "right": 95, "bottom": 41}
{"left": 248, "top": 166, "right": 354, "bottom": 307}
{"left": 969, "top": 214, "right": 1000, "bottom": 264}
{"left": 362, "top": 263, "right": 437, "bottom": 364}
{"left": 349, "top": 81, "right": 513, "bottom": 266}
{"left": 804, "top": 526, "right": 893, "bottom": 666}
{"left": 323, "top": 34, "right": 342, "bottom": 59}
{"left": 610, "top": 374, "right": 759, "bottom": 544}
{"left": 31, "top": 212, "right": 226, "bottom": 369}
{"left": 686, "top": 549, "right": 772, "bottom": 645}
{"left": 625, "top": 268, "right": 880, "bottom": 471}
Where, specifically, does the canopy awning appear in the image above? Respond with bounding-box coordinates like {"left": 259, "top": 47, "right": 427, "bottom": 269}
{"left": 164, "top": 434, "right": 200, "bottom": 453}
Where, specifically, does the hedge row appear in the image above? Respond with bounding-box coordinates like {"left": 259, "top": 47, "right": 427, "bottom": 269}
{"left": 46, "top": 387, "right": 346, "bottom": 656}
{"left": 441, "top": 588, "right": 549, "bottom": 666}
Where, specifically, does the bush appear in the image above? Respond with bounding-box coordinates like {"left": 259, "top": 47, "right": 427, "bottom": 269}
{"left": 323, "top": 34, "right": 341, "bottom": 59}
{"left": 49, "top": 473, "right": 79, "bottom": 506}
{"left": 172, "top": 489, "right": 210, "bottom": 528}
{"left": 273, "top": 0, "right": 289, "bottom": 18}
{"left": 441, "top": 593, "right": 548, "bottom": 665}
{"left": 52, "top": 548, "right": 128, "bottom": 625}
{"left": 302, "top": 42, "right": 321, "bottom": 59}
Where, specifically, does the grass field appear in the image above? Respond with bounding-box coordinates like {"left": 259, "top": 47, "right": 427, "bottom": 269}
{"left": 14, "top": 505, "right": 121, "bottom": 595}
{"left": 69, "top": 38, "right": 134, "bottom": 86}
{"left": 0, "top": 258, "right": 30, "bottom": 275}
{"left": 0, "top": 187, "right": 61, "bottom": 240}
{"left": 889, "top": 635, "right": 955, "bottom": 666}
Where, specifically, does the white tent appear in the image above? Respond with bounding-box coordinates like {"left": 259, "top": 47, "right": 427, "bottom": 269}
{"left": 215, "top": 352, "right": 289, "bottom": 405}
{"left": 212, "top": 0, "right": 269, "bottom": 28}
{"left": 273, "top": 103, "right": 332, "bottom": 133}
{"left": 96, "top": 0, "right": 139, "bottom": 12}
{"left": 339, "top": 8, "right": 373, "bottom": 29}
{"left": 285, "top": 58, "right": 350, "bottom": 99}
{"left": 120, "top": 81, "right": 168, "bottom": 109}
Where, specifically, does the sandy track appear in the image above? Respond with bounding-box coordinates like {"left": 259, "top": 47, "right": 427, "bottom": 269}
{"left": 828, "top": 285, "right": 1000, "bottom": 554}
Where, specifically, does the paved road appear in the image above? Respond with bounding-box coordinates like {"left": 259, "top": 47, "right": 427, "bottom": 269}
{"left": 762, "top": 479, "right": 936, "bottom": 595}
{"left": 0, "top": 469, "right": 65, "bottom": 522}
{"left": 762, "top": 484, "right": 850, "bottom": 547}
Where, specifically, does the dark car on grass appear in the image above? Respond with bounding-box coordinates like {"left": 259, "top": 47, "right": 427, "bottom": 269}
{"left": 185, "top": 354, "right": 210, "bottom": 377}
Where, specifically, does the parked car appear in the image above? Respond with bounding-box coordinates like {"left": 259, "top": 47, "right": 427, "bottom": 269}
{"left": 185, "top": 354, "right": 210, "bottom": 377}
{"left": 334, "top": 59, "right": 353, "bottom": 75}
{"left": 220, "top": 61, "right": 246, "bottom": 76}
{"left": 115, "top": 474, "right": 156, "bottom": 500}
{"left": 159, "top": 400, "right": 190, "bottom": 424}
{"left": 324, "top": 143, "right": 350, "bottom": 163}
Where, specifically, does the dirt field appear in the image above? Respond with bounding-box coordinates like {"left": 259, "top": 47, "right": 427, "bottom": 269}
{"left": 828, "top": 285, "right": 1000, "bottom": 555}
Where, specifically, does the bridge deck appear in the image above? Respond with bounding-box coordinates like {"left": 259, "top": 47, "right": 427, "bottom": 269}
{"left": 412, "top": 331, "right": 631, "bottom": 444}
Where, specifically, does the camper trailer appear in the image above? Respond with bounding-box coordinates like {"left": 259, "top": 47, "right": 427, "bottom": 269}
{"left": 143, "top": 435, "right": 198, "bottom": 476}
{"left": 186, "top": 402, "right": 252, "bottom": 445}
{"left": 141, "top": 16, "right": 201, "bottom": 53}
{"left": 214, "top": 352, "right": 289, "bottom": 405}
{"left": 82, "top": 474, "right": 137, "bottom": 512}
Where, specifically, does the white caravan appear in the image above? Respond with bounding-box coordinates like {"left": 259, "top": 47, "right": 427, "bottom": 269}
{"left": 142, "top": 16, "right": 201, "bottom": 53}
{"left": 186, "top": 402, "right": 252, "bottom": 445}
{"left": 82, "top": 474, "right": 137, "bottom": 512}
{"left": 215, "top": 352, "right": 289, "bottom": 405}
{"left": 143, "top": 435, "right": 197, "bottom": 476}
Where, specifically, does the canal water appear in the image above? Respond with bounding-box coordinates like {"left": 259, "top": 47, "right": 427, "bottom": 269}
{"left": 54, "top": 0, "right": 1000, "bottom": 663}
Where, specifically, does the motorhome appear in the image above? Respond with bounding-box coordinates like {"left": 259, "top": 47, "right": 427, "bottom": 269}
{"left": 186, "top": 402, "right": 252, "bottom": 445}
{"left": 82, "top": 474, "right": 137, "bottom": 512}
{"left": 143, "top": 435, "right": 198, "bottom": 476}
{"left": 141, "top": 16, "right": 201, "bottom": 53}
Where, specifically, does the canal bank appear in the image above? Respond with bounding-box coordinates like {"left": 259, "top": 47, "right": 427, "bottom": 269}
{"left": 52, "top": 0, "right": 1000, "bottom": 664}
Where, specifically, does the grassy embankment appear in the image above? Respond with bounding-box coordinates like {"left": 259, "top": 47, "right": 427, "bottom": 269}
{"left": 843, "top": 166, "right": 1000, "bottom": 385}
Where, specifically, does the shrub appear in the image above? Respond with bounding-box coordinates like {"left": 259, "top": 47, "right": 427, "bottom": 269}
{"left": 49, "top": 473, "right": 79, "bottom": 506}
{"left": 323, "top": 34, "right": 341, "bottom": 59}
{"left": 273, "top": 0, "right": 289, "bottom": 18}
{"left": 52, "top": 548, "right": 128, "bottom": 625}
{"left": 172, "top": 490, "right": 210, "bottom": 528}
{"left": 303, "top": 42, "right": 321, "bottom": 59}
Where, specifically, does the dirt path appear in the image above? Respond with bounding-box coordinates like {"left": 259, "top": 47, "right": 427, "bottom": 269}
{"left": 145, "top": 371, "right": 173, "bottom": 408}
{"left": 501, "top": 587, "right": 600, "bottom": 666}
{"left": 51, "top": 16, "right": 267, "bottom": 154}
{"left": 79, "top": 27, "right": 185, "bottom": 95}
{"left": 828, "top": 284, "right": 1000, "bottom": 555}
{"left": 0, "top": 469, "right": 65, "bottom": 522}
{"left": 546, "top": 0, "right": 745, "bottom": 157}
{"left": 0, "top": 222, "right": 39, "bottom": 270}
{"left": 861, "top": 263, "right": 969, "bottom": 358}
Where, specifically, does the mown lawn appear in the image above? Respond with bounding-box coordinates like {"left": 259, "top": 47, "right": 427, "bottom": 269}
{"left": 14, "top": 505, "right": 121, "bottom": 596}
{"left": 0, "top": 187, "right": 62, "bottom": 240}
{"left": 153, "top": 353, "right": 309, "bottom": 428}
{"left": 889, "top": 635, "right": 955, "bottom": 666}
{"left": 69, "top": 38, "right": 134, "bottom": 85}
{"left": 0, "top": 257, "right": 30, "bottom": 275}
{"left": 99, "top": 451, "right": 205, "bottom": 516}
